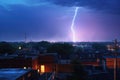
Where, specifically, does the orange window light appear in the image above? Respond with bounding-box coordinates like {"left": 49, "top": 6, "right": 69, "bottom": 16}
{"left": 41, "top": 65, "right": 45, "bottom": 73}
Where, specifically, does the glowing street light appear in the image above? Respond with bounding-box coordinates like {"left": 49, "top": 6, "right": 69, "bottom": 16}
{"left": 19, "top": 46, "right": 22, "bottom": 50}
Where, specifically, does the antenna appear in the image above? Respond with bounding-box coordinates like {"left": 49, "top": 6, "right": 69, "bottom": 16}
{"left": 25, "top": 33, "right": 27, "bottom": 43}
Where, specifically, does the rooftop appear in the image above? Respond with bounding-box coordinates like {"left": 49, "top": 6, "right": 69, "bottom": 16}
{"left": 0, "top": 68, "right": 32, "bottom": 80}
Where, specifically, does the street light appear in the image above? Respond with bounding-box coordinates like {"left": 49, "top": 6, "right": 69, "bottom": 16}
{"left": 19, "top": 46, "right": 22, "bottom": 50}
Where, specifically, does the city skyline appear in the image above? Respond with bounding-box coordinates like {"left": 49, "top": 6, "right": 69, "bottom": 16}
{"left": 0, "top": 0, "right": 120, "bottom": 42}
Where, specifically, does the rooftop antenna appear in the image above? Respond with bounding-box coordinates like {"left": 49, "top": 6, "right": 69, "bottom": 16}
{"left": 25, "top": 33, "right": 27, "bottom": 43}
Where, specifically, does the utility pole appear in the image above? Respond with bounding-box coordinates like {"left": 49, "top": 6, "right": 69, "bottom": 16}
{"left": 113, "top": 39, "right": 119, "bottom": 80}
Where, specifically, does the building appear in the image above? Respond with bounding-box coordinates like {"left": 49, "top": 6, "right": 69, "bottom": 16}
{"left": 38, "top": 53, "right": 58, "bottom": 73}
{"left": 0, "top": 54, "right": 38, "bottom": 70}
{"left": 105, "top": 56, "right": 120, "bottom": 69}
{"left": 0, "top": 53, "right": 58, "bottom": 74}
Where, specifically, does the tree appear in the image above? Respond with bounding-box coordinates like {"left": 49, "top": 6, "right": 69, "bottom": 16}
{"left": 47, "top": 43, "right": 74, "bottom": 58}
{"left": 0, "top": 42, "right": 16, "bottom": 54}
{"left": 74, "top": 47, "right": 83, "bottom": 55}
{"left": 34, "top": 41, "right": 51, "bottom": 50}
{"left": 92, "top": 43, "right": 107, "bottom": 52}
{"left": 69, "top": 59, "right": 88, "bottom": 80}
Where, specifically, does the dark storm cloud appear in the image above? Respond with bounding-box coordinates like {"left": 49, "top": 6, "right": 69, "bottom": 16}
{"left": 47, "top": 0, "right": 120, "bottom": 14}
{"left": 0, "top": 5, "right": 71, "bottom": 41}
{"left": 0, "top": 0, "right": 120, "bottom": 41}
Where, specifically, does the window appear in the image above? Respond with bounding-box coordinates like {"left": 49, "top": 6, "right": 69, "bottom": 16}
{"left": 41, "top": 65, "right": 45, "bottom": 73}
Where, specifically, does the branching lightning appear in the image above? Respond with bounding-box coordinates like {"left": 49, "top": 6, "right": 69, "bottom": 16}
{"left": 71, "top": 7, "right": 79, "bottom": 42}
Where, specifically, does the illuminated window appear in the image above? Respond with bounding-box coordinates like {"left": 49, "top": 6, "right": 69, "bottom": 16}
{"left": 41, "top": 65, "right": 45, "bottom": 73}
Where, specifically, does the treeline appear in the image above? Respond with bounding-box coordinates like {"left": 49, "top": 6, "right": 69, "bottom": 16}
{"left": 0, "top": 41, "right": 74, "bottom": 55}
{"left": 0, "top": 41, "right": 108, "bottom": 56}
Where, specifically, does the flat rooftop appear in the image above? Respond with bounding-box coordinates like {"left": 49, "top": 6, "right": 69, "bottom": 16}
{"left": 0, "top": 68, "right": 31, "bottom": 80}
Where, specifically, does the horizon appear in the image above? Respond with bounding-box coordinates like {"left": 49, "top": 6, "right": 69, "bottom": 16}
{"left": 0, "top": 40, "right": 116, "bottom": 43}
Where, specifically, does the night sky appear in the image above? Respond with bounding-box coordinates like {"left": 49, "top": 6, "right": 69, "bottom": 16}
{"left": 0, "top": 0, "right": 120, "bottom": 42}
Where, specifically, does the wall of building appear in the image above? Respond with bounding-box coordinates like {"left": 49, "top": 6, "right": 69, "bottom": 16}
{"left": 106, "top": 58, "right": 120, "bottom": 68}
{"left": 17, "top": 70, "right": 39, "bottom": 80}
{"left": 0, "top": 58, "right": 35, "bottom": 69}
{"left": 56, "top": 64, "right": 73, "bottom": 73}
{"left": 32, "top": 58, "right": 38, "bottom": 70}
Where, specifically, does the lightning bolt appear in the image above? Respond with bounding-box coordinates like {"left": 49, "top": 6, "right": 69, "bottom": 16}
{"left": 71, "top": 7, "right": 79, "bottom": 42}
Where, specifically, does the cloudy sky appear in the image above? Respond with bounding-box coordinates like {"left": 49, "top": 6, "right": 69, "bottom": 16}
{"left": 0, "top": 0, "right": 120, "bottom": 42}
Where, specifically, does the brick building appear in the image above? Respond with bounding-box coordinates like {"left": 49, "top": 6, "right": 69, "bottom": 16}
{"left": 0, "top": 55, "right": 38, "bottom": 70}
